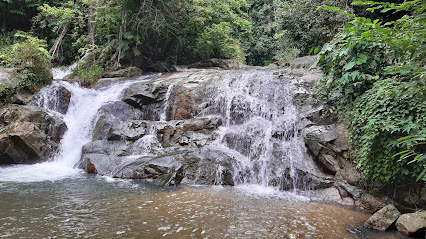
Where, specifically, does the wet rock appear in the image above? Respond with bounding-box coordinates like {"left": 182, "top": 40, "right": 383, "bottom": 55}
{"left": 337, "top": 181, "right": 364, "bottom": 200}
{"left": 395, "top": 211, "right": 426, "bottom": 235}
{"left": 31, "top": 83, "right": 71, "bottom": 114}
{"left": 364, "top": 204, "right": 401, "bottom": 231}
{"left": 102, "top": 66, "right": 142, "bottom": 78}
{"left": 92, "top": 101, "right": 142, "bottom": 141}
{"left": 95, "top": 77, "right": 125, "bottom": 88}
{"left": 122, "top": 81, "right": 157, "bottom": 107}
{"left": 0, "top": 105, "right": 67, "bottom": 164}
{"left": 80, "top": 147, "right": 185, "bottom": 186}
{"left": 156, "top": 116, "right": 222, "bottom": 148}
{"left": 312, "top": 187, "right": 355, "bottom": 206}
{"left": 108, "top": 120, "right": 150, "bottom": 141}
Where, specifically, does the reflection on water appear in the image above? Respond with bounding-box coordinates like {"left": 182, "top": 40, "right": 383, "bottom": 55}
{"left": 0, "top": 175, "right": 407, "bottom": 239}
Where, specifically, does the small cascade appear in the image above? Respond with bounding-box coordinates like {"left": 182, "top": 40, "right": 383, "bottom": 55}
{"left": 0, "top": 75, "right": 155, "bottom": 182}
{"left": 159, "top": 84, "right": 175, "bottom": 121}
{"left": 199, "top": 71, "right": 316, "bottom": 192}
{"left": 30, "top": 81, "right": 70, "bottom": 116}
{"left": 51, "top": 63, "right": 77, "bottom": 80}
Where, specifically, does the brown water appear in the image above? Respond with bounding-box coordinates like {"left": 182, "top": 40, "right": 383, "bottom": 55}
{"left": 0, "top": 174, "right": 408, "bottom": 239}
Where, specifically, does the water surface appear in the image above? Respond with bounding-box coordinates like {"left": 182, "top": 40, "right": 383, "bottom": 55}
{"left": 0, "top": 175, "right": 407, "bottom": 239}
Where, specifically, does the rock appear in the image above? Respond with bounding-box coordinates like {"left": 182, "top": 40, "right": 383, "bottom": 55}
{"left": 312, "top": 187, "right": 355, "bottom": 206}
{"left": 102, "top": 66, "right": 142, "bottom": 78}
{"left": 360, "top": 193, "right": 393, "bottom": 212}
{"left": 95, "top": 77, "right": 125, "bottom": 88}
{"left": 92, "top": 101, "right": 142, "bottom": 140}
{"left": 0, "top": 105, "right": 67, "bottom": 164}
{"left": 395, "top": 211, "right": 426, "bottom": 235}
{"left": 288, "top": 55, "right": 317, "bottom": 69}
{"left": 122, "top": 81, "right": 157, "bottom": 108}
{"left": 80, "top": 145, "right": 185, "bottom": 186}
{"left": 156, "top": 116, "right": 222, "bottom": 148}
{"left": 148, "top": 62, "right": 177, "bottom": 73}
{"left": 337, "top": 181, "right": 364, "bottom": 200}
{"left": 108, "top": 120, "right": 150, "bottom": 141}
{"left": 30, "top": 83, "right": 71, "bottom": 114}
{"left": 10, "top": 90, "right": 33, "bottom": 105}
{"left": 0, "top": 68, "right": 19, "bottom": 89}
{"left": 364, "top": 204, "right": 401, "bottom": 231}
{"left": 188, "top": 58, "right": 245, "bottom": 70}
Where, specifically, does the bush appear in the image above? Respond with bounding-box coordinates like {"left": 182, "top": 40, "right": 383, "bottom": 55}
{"left": 75, "top": 60, "right": 103, "bottom": 86}
{"left": 316, "top": 1, "right": 426, "bottom": 183}
{"left": 3, "top": 31, "right": 52, "bottom": 89}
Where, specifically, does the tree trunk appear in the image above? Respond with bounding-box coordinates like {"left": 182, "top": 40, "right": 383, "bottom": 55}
{"left": 49, "top": 24, "right": 69, "bottom": 57}
{"left": 0, "top": 4, "right": 7, "bottom": 33}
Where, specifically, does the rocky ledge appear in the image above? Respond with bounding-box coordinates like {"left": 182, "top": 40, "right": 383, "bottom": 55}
{"left": 0, "top": 104, "right": 66, "bottom": 164}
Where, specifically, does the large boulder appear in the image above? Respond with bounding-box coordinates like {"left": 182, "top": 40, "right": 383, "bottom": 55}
{"left": 0, "top": 105, "right": 67, "bottom": 164}
{"left": 364, "top": 204, "right": 401, "bottom": 231}
{"left": 359, "top": 193, "right": 393, "bottom": 212}
{"left": 92, "top": 101, "right": 142, "bottom": 141}
{"left": 395, "top": 211, "right": 426, "bottom": 235}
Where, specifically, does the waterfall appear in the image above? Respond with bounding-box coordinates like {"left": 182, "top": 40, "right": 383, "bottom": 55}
{"left": 199, "top": 71, "right": 315, "bottom": 191}
{"left": 0, "top": 76, "right": 155, "bottom": 182}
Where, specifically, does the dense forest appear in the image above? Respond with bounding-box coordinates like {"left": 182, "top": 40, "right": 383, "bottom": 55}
{"left": 0, "top": 0, "right": 425, "bottom": 191}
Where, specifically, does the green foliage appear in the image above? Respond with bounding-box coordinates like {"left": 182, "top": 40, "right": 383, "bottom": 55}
{"left": 0, "top": 31, "right": 52, "bottom": 106}
{"left": 395, "top": 133, "right": 426, "bottom": 182}
{"left": 316, "top": 0, "right": 426, "bottom": 183}
{"left": 167, "top": 0, "right": 251, "bottom": 63}
{"left": 75, "top": 60, "right": 103, "bottom": 85}
{"left": 0, "top": 33, "right": 14, "bottom": 65}
{"left": 273, "top": 0, "right": 349, "bottom": 60}
{"left": 3, "top": 31, "right": 52, "bottom": 88}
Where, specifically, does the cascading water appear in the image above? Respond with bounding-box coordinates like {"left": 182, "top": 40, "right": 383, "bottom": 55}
{"left": 159, "top": 84, "right": 174, "bottom": 121}
{"left": 199, "top": 71, "right": 318, "bottom": 191}
{"left": 0, "top": 75, "right": 154, "bottom": 182}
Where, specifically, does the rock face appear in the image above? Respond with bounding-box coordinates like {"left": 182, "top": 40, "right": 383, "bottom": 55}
{"left": 364, "top": 204, "right": 401, "bottom": 231}
{"left": 76, "top": 67, "right": 341, "bottom": 190}
{"left": 395, "top": 211, "right": 426, "bottom": 235}
{"left": 30, "top": 82, "right": 71, "bottom": 114}
{"left": 0, "top": 105, "right": 67, "bottom": 164}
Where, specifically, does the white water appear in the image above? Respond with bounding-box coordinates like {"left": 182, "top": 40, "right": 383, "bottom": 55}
{"left": 159, "top": 84, "right": 174, "bottom": 121}
{"left": 51, "top": 63, "right": 77, "bottom": 80}
{"left": 200, "top": 71, "right": 317, "bottom": 192}
{"left": 0, "top": 76, "right": 154, "bottom": 182}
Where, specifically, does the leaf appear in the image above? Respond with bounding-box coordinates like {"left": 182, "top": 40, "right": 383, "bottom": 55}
{"left": 417, "top": 168, "right": 426, "bottom": 181}
{"left": 344, "top": 61, "right": 356, "bottom": 71}
{"left": 314, "top": 47, "right": 319, "bottom": 54}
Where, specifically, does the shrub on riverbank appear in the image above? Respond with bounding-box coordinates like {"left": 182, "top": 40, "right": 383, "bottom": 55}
{"left": 316, "top": 0, "right": 426, "bottom": 184}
